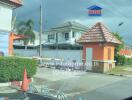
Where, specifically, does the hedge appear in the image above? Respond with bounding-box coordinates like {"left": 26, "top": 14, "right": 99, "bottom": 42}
{"left": 126, "top": 58, "right": 132, "bottom": 65}
{"left": 115, "top": 54, "right": 132, "bottom": 66}
{"left": 115, "top": 54, "right": 126, "bottom": 65}
{"left": 0, "top": 57, "right": 38, "bottom": 82}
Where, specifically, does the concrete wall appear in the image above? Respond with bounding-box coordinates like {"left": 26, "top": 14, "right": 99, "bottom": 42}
{"left": 0, "top": 3, "right": 12, "bottom": 31}
{"left": 0, "top": 3, "right": 13, "bottom": 55}
{"left": 14, "top": 49, "right": 83, "bottom": 62}
{"left": 92, "top": 61, "right": 115, "bottom": 73}
{"left": 0, "top": 32, "right": 9, "bottom": 56}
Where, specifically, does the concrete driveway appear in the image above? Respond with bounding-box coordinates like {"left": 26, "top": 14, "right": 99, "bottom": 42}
{"left": 34, "top": 68, "right": 132, "bottom": 100}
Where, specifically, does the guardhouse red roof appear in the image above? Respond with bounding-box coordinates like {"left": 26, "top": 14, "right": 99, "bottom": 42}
{"left": 78, "top": 22, "right": 122, "bottom": 44}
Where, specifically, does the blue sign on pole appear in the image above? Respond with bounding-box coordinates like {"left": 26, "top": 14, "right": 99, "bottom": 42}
{"left": 87, "top": 5, "right": 102, "bottom": 16}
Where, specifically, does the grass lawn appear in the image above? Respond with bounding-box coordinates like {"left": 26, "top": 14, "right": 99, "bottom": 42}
{"left": 106, "top": 65, "right": 132, "bottom": 76}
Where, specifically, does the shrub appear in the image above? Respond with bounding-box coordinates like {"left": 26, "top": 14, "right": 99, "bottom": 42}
{"left": 126, "top": 58, "right": 132, "bottom": 65}
{"left": 0, "top": 57, "right": 38, "bottom": 82}
{"left": 115, "top": 54, "right": 126, "bottom": 66}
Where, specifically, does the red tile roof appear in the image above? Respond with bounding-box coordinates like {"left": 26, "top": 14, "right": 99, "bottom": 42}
{"left": 78, "top": 22, "right": 122, "bottom": 44}
{"left": 119, "top": 49, "right": 132, "bottom": 56}
{"left": 9, "top": 0, "right": 22, "bottom": 5}
{"left": 0, "top": 0, "right": 22, "bottom": 7}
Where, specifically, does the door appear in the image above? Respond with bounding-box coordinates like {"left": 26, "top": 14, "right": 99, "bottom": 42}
{"left": 86, "top": 48, "right": 93, "bottom": 70}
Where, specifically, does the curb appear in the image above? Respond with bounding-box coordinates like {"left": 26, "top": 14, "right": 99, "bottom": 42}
{"left": 106, "top": 73, "right": 132, "bottom": 78}
{"left": 0, "top": 78, "right": 33, "bottom": 87}
{"left": 0, "top": 82, "right": 11, "bottom": 87}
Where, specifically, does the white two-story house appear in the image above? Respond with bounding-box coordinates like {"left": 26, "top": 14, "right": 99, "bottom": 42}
{"left": 14, "top": 21, "right": 88, "bottom": 49}
{"left": 44, "top": 21, "right": 88, "bottom": 46}
{"left": 0, "top": 0, "right": 22, "bottom": 55}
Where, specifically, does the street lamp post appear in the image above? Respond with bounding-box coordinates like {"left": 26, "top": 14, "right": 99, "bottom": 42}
{"left": 39, "top": 5, "right": 43, "bottom": 57}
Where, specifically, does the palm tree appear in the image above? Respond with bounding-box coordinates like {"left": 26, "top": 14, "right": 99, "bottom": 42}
{"left": 16, "top": 19, "right": 35, "bottom": 45}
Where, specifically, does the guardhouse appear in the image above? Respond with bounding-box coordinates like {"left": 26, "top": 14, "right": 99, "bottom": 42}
{"left": 88, "top": 5, "right": 102, "bottom": 16}
{"left": 78, "top": 22, "right": 121, "bottom": 73}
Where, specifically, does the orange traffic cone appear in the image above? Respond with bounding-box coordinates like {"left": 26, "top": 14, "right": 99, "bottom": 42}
{"left": 21, "top": 67, "right": 29, "bottom": 92}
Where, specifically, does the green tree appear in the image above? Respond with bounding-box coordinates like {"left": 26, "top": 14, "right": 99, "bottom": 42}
{"left": 115, "top": 54, "right": 126, "bottom": 65}
{"left": 113, "top": 32, "right": 125, "bottom": 65}
{"left": 16, "top": 19, "right": 35, "bottom": 45}
{"left": 113, "top": 32, "right": 124, "bottom": 53}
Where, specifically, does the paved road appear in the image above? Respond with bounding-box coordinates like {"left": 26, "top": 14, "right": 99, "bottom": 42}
{"left": 34, "top": 68, "right": 132, "bottom": 100}
{"left": 70, "top": 78, "right": 132, "bottom": 100}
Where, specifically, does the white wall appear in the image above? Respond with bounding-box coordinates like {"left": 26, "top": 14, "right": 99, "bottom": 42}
{"left": 0, "top": 3, "right": 12, "bottom": 31}
{"left": 0, "top": 3, "right": 13, "bottom": 56}
{"left": 0, "top": 32, "right": 9, "bottom": 56}
{"left": 14, "top": 49, "right": 83, "bottom": 62}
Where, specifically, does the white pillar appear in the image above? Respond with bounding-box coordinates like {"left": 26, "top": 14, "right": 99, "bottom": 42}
{"left": 69, "top": 30, "right": 73, "bottom": 43}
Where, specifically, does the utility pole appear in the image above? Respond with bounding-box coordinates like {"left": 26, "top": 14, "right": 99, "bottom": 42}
{"left": 39, "top": 5, "right": 43, "bottom": 57}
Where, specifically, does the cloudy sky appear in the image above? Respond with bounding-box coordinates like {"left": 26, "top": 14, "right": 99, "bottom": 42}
{"left": 14, "top": 0, "right": 132, "bottom": 44}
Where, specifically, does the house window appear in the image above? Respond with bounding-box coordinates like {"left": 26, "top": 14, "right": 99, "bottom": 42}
{"left": 72, "top": 32, "right": 75, "bottom": 38}
{"left": 48, "top": 34, "right": 55, "bottom": 42}
{"left": 65, "top": 33, "right": 69, "bottom": 40}
{"left": 108, "top": 48, "right": 111, "bottom": 60}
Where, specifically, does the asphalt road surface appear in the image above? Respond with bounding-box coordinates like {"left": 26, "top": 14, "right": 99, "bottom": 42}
{"left": 34, "top": 68, "right": 132, "bottom": 100}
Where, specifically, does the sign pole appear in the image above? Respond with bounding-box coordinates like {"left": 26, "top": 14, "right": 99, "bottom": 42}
{"left": 39, "top": 5, "right": 43, "bottom": 57}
